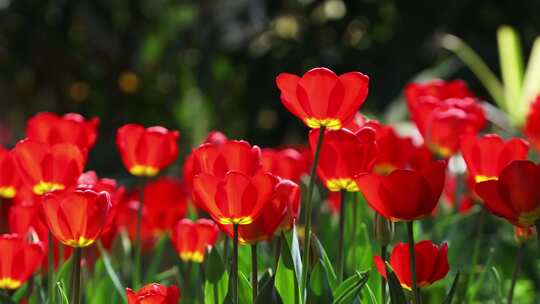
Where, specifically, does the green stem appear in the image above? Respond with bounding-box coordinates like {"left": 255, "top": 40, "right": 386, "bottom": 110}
{"left": 351, "top": 193, "right": 357, "bottom": 264}
{"left": 507, "top": 244, "right": 525, "bottom": 304}
{"left": 300, "top": 127, "right": 326, "bottom": 301}
{"left": 535, "top": 221, "right": 540, "bottom": 253}
{"left": 184, "top": 262, "right": 192, "bottom": 301}
{"left": 231, "top": 224, "right": 239, "bottom": 304}
{"left": 47, "top": 232, "right": 55, "bottom": 304}
{"left": 274, "top": 236, "right": 282, "bottom": 271}
{"left": 406, "top": 221, "right": 420, "bottom": 304}
{"left": 466, "top": 207, "right": 486, "bottom": 302}
{"left": 133, "top": 179, "right": 146, "bottom": 290}
{"left": 381, "top": 245, "right": 387, "bottom": 304}
{"left": 337, "top": 190, "right": 346, "bottom": 282}
{"left": 251, "top": 244, "right": 258, "bottom": 302}
{"left": 70, "top": 247, "right": 82, "bottom": 304}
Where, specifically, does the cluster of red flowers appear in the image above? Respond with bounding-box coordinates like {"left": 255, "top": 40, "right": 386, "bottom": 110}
{"left": 2, "top": 66, "right": 540, "bottom": 303}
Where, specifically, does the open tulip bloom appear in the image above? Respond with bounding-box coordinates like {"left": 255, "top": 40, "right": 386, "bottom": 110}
{"left": 126, "top": 283, "right": 180, "bottom": 304}
{"left": 172, "top": 218, "right": 219, "bottom": 263}
{"left": 0, "top": 234, "right": 44, "bottom": 290}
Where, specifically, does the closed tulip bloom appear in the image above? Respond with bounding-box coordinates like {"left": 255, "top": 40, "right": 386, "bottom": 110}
{"left": 172, "top": 218, "right": 219, "bottom": 263}
{"left": 0, "top": 147, "right": 21, "bottom": 199}
{"left": 116, "top": 124, "right": 180, "bottom": 177}
{"left": 126, "top": 283, "right": 180, "bottom": 304}
{"left": 475, "top": 160, "right": 540, "bottom": 227}
{"left": 193, "top": 172, "right": 278, "bottom": 225}
{"left": 356, "top": 161, "right": 446, "bottom": 221}
{"left": 461, "top": 134, "right": 528, "bottom": 183}
{"left": 276, "top": 67, "right": 369, "bottom": 130}
{"left": 219, "top": 179, "right": 300, "bottom": 244}
{"left": 310, "top": 127, "right": 377, "bottom": 192}
{"left": 374, "top": 241, "right": 449, "bottom": 290}
{"left": 144, "top": 177, "right": 188, "bottom": 233}
{"left": 26, "top": 112, "right": 100, "bottom": 150}
{"left": 261, "top": 148, "right": 307, "bottom": 182}
{"left": 0, "top": 234, "right": 44, "bottom": 289}
{"left": 191, "top": 140, "right": 262, "bottom": 178}
{"left": 13, "top": 139, "right": 86, "bottom": 195}
{"left": 42, "top": 189, "right": 111, "bottom": 247}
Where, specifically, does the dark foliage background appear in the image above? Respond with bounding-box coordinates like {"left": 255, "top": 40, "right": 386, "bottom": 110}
{"left": 1, "top": 0, "right": 539, "bottom": 177}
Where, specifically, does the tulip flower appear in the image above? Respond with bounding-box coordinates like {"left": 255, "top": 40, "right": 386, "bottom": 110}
{"left": 405, "top": 80, "right": 485, "bottom": 157}
{"left": 42, "top": 189, "right": 111, "bottom": 247}
{"left": 13, "top": 139, "right": 86, "bottom": 195}
{"left": 310, "top": 127, "right": 377, "bottom": 192}
{"left": 261, "top": 147, "right": 307, "bottom": 182}
{"left": 126, "top": 283, "right": 180, "bottom": 304}
{"left": 26, "top": 112, "right": 100, "bottom": 150}
{"left": 0, "top": 234, "right": 44, "bottom": 289}
{"left": 143, "top": 177, "right": 188, "bottom": 233}
{"left": 183, "top": 131, "right": 228, "bottom": 189}
{"left": 276, "top": 67, "right": 369, "bottom": 130}
{"left": 374, "top": 240, "right": 449, "bottom": 290}
{"left": 475, "top": 160, "right": 540, "bottom": 227}
{"left": 172, "top": 218, "right": 219, "bottom": 263}
{"left": 219, "top": 179, "right": 299, "bottom": 244}
{"left": 525, "top": 95, "right": 540, "bottom": 151}
{"left": 0, "top": 147, "right": 20, "bottom": 199}
{"left": 193, "top": 172, "right": 278, "bottom": 225}
{"left": 461, "top": 134, "right": 528, "bottom": 183}
{"left": 355, "top": 160, "right": 446, "bottom": 221}
{"left": 190, "top": 140, "right": 262, "bottom": 180}
{"left": 116, "top": 124, "right": 180, "bottom": 177}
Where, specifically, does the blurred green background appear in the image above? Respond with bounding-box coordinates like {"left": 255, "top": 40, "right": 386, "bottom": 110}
{"left": 1, "top": 0, "right": 540, "bottom": 176}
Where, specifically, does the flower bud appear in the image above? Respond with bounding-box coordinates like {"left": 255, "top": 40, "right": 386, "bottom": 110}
{"left": 514, "top": 226, "right": 536, "bottom": 244}
{"left": 373, "top": 212, "right": 394, "bottom": 246}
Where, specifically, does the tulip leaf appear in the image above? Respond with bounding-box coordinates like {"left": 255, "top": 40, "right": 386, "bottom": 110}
{"left": 11, "top": 282, "right": 28, "bottom": 303}
{"left": 56, "top": 281, "right": 70, "bottom": 304}
{"left": 238, "top": 271, "right": 253, "bottom": 304}
{"left": 489, "top": 267, "right": 504, "bottom": 304}
{"left": 309, "top": 261, "right": 325, "bottom": 296}
{"left": 331, "top": 270, "right": 369, "bottom": 304}
{"left": 385, "top": 262, "right": 407, "bottom": 304}
{"left": 205, "top": 247, "right": 229, "bottom": 304}
{"left": 497, "top": 25, "right": 524, "bottom": 124}
{"left": 363, "top": 283, "right": 378, "bottom": 304}
{"left": 521, "top": 37, "right": 540, "bottom": 115}
{"left": 275, "top": 232, "right": 301, "bottom": 304}
{"left": 312, "top": 234, "right": 338, "bottom": 290}
{"left": 442, "top": 272, "right": 460, "bottom": 304}
{"left": 96, "top": 241, "right": 127, "bottom": 302}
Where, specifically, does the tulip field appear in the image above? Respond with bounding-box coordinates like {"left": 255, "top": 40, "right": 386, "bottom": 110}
{"left": 3, "top": 10, "right": 540, "bottom": 304}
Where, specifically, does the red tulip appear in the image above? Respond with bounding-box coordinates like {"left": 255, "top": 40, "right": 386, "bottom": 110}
{"left": 183, "top": 131, "right": 228, "bottom": 189}
{"left": 441, "top": 173, "right": 475, "bottom": 215}
{"left": 406, "top": 80, "right": 485, "bottom": 157}
{"left": 261, "top": 147, "right": 307, "bottom": 182}
{"left": 475, "top": 160, "right": 540, "bottom": 227}
{"left": 26, "top": 112, "right": 100, "bottom": 150}
{"left": 126, "top": 283, "right": 180, "bottom": 304}
{"left": 461, "top": 134, "right": 528, "bottom": 183}
{"left": 143, "top": 177, "right": 188, "bottom": 233}
{"left": 327, "top": 191, "right": 341, "bottom": 215}
{"left": 219, "top": 179, "right": 300, "bottom": 244}
{"left": 9, "top": 203, "right": 48, "bottom": 246}
{"left": 116, "top": 124, "right": 179, "bottom": 177}
{"left": 193, "top": 172, "right": 278, "bottom": 225}
{"left": 524, "top": 95, "right": 540, "bottom": 151}
{"left": 276, "top": 67, "right": 369, "bottom": 130}
{"left": 115, "top": 190, "right": 155, "bottom": 250}
{"left": 42, "top": 189, "right": 111, "bottom": 247}
{"left": 0, "top": 234, "right": 44, "bottom": 290}
{"left": 0, "top": 147, "right": 21, "bottom": 199}
{"left": 374, "top": 240, "right": 449, "bottom": 289}
{"left": 77, "top": 171, "right": 125, "bottom": 236}
{"left": 190, "top": 140, "right": 262, "bottom": 179}
{"left": 172, "top": 218, "right": 219, "bottom": 263}
{"left": 355, "top": 161, "right": 446, "bottom": 221}
{"left": 13, "top": 139, "right": 86, "bottom": 195}
{"left": 309, "top": 127, "right": 377, "bottom": 192}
